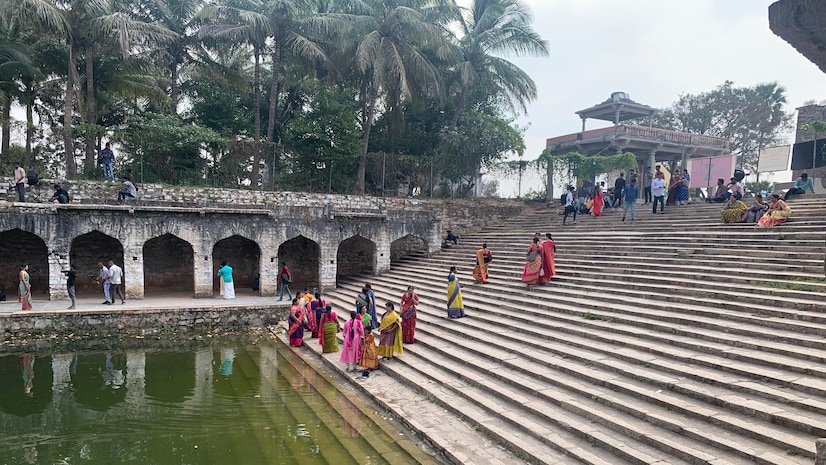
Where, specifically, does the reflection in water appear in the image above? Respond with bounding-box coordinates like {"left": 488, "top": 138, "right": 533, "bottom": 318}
{"left": 0, "top": 339, "right": 428, "bottom": 465}
{"left": 22, "top": 354, "right": 34, "bottom": 397}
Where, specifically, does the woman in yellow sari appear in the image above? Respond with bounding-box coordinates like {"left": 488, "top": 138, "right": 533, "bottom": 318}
{"left": 720, "top": 195, "right": 748, "bottom": 223}
{"left": 447, "top": 266, "right": 465, "bottom": 318}
{"left": 377, "top": 302, "right": 403, "bottom": 359}
{"left": 757, "top": 194, "right": 792, "bottom": 228}
{"left": 318, "top": 304, "right": 340, "bottom": 353}
{"left": 471, "top": 243, "right": 492, "bottom": 284}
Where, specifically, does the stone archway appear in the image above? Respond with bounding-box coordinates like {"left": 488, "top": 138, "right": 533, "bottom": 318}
{"left": 70, "top": 231, "right": 124, "bottom": 295}
{"left": 277, "top": 236, "right": 320, "bottom": 291}
{"left": 143, "top": 234, "right": 195, "bottom": 296}
{"left": 212, "top": 235, "right": 261, "bottom": 296}
{"left": 0, "top": 229, "right": 49, "bottom": 299}
{"left": 336, "top": 235, "right": 376, "bottom": 281}
{"left": 390, "top": 234, "right": 428, "bottom": 265}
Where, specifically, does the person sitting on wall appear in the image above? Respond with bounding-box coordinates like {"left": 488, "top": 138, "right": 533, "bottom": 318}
{"left": 50, "top": 184, "right": 70, "bottom": 204}
{"left": 725, "top": 177, "right": 744, "bottom": 200}
{"left": 116, "top": 176, "right": 137, "bottom": 203}
{"left": 442, "top": 229, "right": 459, "bottom": 248}
{"left": 784, "top": 172, "right": 815, "bottom": 200}
{"left": 707, "top": 178, "right": 727, "bottom": 203}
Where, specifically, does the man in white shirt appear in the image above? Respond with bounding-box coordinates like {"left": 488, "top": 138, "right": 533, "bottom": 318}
{"left": 97, "top": 262, "right": 112, "bottom": 304}
{"left": 13, "top": 164, "right": 26, "bottom": 202}
{"left": 562, "top": 185, "right": 577, "bottom": 225}
{"left": 651, "top": 171, "right": 666, "bottom": 214}
{"left": 107, "top": 260, "right": 125, "bottom": 304}
{"left": 726, "top": 177, "right": 744, "bottom": 200}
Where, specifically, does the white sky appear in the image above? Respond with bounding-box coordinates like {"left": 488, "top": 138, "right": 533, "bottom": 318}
{"left": 471, "top": 0, "right": 826, "bottom": 197}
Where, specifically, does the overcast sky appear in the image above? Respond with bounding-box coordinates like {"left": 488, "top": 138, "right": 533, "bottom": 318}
{"left": 470, "top": 0, "right": 826, "bottom": 196}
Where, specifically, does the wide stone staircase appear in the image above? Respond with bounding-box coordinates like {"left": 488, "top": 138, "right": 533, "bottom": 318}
{"left": 326, "top": 196, "right": 826, "bottom": 464}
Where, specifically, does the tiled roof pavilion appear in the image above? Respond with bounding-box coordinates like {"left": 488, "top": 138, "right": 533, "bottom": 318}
{"left": 546, "top": 92, "right": 730, "bottom": 169}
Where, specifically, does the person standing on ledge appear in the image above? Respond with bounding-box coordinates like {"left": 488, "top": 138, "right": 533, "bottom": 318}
{"left": 642, "top": 166, "right": 653, "bottom": 205}
{"left": 97, "top": 261, "right": 111, "bottom": 304}
{"left": 278, "top": 262, "right": 292, "bottom": 301}
{"left": 108, "top": 260, "right": 125, "bottom": 304}
{"left": 784, "top": 172, "right": 815, "bottom": 200}
{"left": 99, "top": 142, "right": 115, "bottom": 182}
{"left": 63, "top": 264, "right": 77, "bottom": 309}
{"left": 19, "top": 264, "right": 32, "bottom": 311}
{"left": 13, "top": 163, "right": 26, "bottom": 202}
{"left": 218, "top": 261, "right": 235, "bottom": 299}
{"left": 651, "top": 171, "right": 666, "bottom": 214}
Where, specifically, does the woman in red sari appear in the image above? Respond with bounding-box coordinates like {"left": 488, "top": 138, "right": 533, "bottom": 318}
{"left": 666, "top": 171, "right": 681, "bottom": 206}
{"left": 400, "top": 286, "right": 419, "bottom": 343}
{"left": 287, "top": 297, "right": 304, "bottom": 347}
{"left": 590, "top": 184, "right": 604, "bottom": 216}
{"left": 521, "top": 237, "right": 543, "bottom": 287}
{"left": 539, "top": 233, "right": 556, "bottom": 284}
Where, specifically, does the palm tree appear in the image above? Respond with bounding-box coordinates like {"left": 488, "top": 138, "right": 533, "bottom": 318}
{"left": 447, "top": 0, "right": 548, "bottom": 131}
{"left": 344, "top": 0, "right": 457, "bottom": 194}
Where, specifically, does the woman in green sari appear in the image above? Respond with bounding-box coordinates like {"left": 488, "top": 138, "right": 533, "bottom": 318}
{"left": 319, "top": 304, "right": 340, "bottom": 353}
{"left": 19, "top": 264, "right": 32, "bottom": 311}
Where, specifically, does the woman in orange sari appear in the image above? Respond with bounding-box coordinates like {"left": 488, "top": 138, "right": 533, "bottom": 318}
{"left": 590, "top": 184, "right": 604, "bottom": 216}
{"left": 521, "top": 237, "right": 543, "bottom": 286}
{"left": 539, "top": 233, "right": 556, "bottom": 284}
{"left": 666, "top": 171, "right": 681, "bottom": 206}
{"left": 757, "top": 194, "right": 792, "bottom": 228}
{"left": 287, "top": 298, "right": 304, "bottom": 347}
{"left": 400, "top": 286, "right": 419, "bottom": 343}
{"left": 471, "top": 243, "right": 492, "bottom": 284}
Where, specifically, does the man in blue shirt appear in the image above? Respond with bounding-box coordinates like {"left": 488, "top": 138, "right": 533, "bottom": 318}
{"left": 784, "top": 172, "right": 815, "bottom": 200}
{"left": 622, "top": 178, "right": 639, "bottom": 221}
{"left": 217, "top": 261, "right": 235, "bottom": 299}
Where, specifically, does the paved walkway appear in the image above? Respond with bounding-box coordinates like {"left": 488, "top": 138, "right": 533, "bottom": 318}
{"left": 0, "top": 292, "right": 289, "bottom": 315}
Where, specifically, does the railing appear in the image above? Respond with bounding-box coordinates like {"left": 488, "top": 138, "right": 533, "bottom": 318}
{"left": 546, "top": 125, "right": 729, "bottom": 150}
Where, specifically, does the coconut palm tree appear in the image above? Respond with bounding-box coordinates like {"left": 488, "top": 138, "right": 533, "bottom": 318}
{"left": 344, "top": 0, "right": 457, "bottom": 194}
{"left": 447, "top": 0, "right": 547, "bottom": 131}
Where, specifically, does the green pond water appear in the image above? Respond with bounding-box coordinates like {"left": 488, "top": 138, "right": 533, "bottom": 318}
{"left": 0, "top": 337, "right": 426, "bottom": 465}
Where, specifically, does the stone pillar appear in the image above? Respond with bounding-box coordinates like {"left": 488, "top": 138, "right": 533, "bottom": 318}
{"left": 48, "top": 249, "right": 70, "bottom": 301}
{"left": 816, "top": 438, "right": 826, "bottom": 465}
{"left": 124, "top": 245, "right": 144, "bottom": 299}
{"left": 52, "top": 353, "right": 72, "bottom": 388}
{"left": 375, "top": 234, "right": 391, "bottom": 275}
{"left": 193, "top": 246, "right": 213, "bottom": 298}
{"left": 193, "top": 349, "right": 213, "bottom": 403}
{"left": 546, "top": 158, "right": 554, "bottom": 203}
{"left": 259, "top": 254, "right": 278, "bottom": 296}
{"left": 648, "top": 151, "right": 657, "bottom": 172}
{"left": 125, "top": 350, "right": 146, "bottom": 414}
{"left": 319, "top": 241, "right": 337, "bottom": 292}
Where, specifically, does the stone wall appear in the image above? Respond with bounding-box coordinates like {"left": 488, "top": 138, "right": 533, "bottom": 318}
{"left": 792, "top": 105, "right": 826, "bottom": 187}
{"left": 0, "top": 305, "right": 285, "bottom": 342}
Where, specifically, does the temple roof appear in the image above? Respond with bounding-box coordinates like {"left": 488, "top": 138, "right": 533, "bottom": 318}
{"left": 576, "top": 92, "right": 657, "bottom": 124}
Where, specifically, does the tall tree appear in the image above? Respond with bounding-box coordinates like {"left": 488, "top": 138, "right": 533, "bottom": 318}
{"left": 345, "top": 0, "right": 456, "bottom": 194}
{"left": 447, "top": 0, "right": 547, "bottom": 131}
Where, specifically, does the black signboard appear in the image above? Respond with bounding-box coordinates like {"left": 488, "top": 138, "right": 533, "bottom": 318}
{"left": 791, "top": 139, "right": 826, "bottom": 170}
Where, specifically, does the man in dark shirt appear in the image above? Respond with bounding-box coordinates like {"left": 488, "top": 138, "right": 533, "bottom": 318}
{"left": 51, "top": 184, "right": 70, "bottom": 204}
{"left": 63, "top": 264, "right": 77, "bottom": 309}
{"left": 613, "top": 173, "right": 626, "bottom": 207}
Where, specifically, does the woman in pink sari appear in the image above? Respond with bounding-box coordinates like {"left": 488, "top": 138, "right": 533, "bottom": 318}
{"left": 539, "top": 233, "right": 556, "bottom": 284}
{"left": 590, "top": 184, "right": 604, "bottom": 216}
{"left": 287, "top": 298, "right": 304, "bottom": 347}
{"left": 339, "top": 311, "right": 364, "bottom": 371}
{"left": 521, "top": 237, "right": 543, "bottom": 286}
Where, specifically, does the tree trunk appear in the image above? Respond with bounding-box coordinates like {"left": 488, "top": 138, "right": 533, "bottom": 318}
{"left": 84, "top": 44, "right": 97, "bottom": 174}
{"left": 265, "top": 45, "right": 281, "bottom": 144}
{"left": 252, "top": 47, "right": 262, "bottom": 189}
{"left": 1, "top": 93, "right": 10, "bottom": 158}
{"left": 448, "top": 82, "right": 469, "bottom": 132}
{"left": 25, "top": 84, "right": 34, "bottom": 167}
{"left": 355, "top": 88, "right": 378, "bottom": 195}
{"left": 170, "top": 60, "right": 179, "bottom": 115}
{"left": 64, "top": 43, "right": 77, "bottom": 177}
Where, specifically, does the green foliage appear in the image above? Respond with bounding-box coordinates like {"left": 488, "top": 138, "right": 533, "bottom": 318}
{"left": 540, "top": 151, "right": 638, "bottom": 187}
{"left": 745, "top": 180, "right": 772, "bottom": 196}
{"left": 117, "top": 113, "right": 227, "bottom": 185}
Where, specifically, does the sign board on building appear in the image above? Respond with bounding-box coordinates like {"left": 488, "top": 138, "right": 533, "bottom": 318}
{"left": 688, "top": 154, "right": 737, "bottom": 187}
{"left": 757, "top": 145, "right": 791, "bottom": 173}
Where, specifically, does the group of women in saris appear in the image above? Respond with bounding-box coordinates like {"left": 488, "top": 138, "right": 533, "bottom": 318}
{"left": 718, "top": 193, "right": 792, "bottom": 227}
{"left": 521, "top": 233, "right": 556, "bottom": 287}
{"left": 757, "top": 194, "right": 792, "bottom": 228}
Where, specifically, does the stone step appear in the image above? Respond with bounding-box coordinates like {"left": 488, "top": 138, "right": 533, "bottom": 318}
{"left": 329, "top": 281, "right": 826, "bottom": 446}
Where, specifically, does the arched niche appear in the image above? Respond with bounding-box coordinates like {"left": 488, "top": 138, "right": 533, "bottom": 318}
{"left": 70, "top": 230, "right": 124, "bottom": 295}
{"left": 336, "top": 235, "right": 376, "bottom": 280}
{"left": 212, "top": 235, "right": 261, "bottom": 295}
{"left": 143, "top": 233, "right": 195, "bottom": 295}
{"left": 390, "top": 234, "right": 428, "bottom": 264}
{"left": 70, "top": 351, "right": 127, "bottom": 411}
{"left": 212, "top": 347, "right": 260, "bottom": 398}
{"left": 0, "top": 229, "right": 49, "bottom": 299}
{"left": 0, "top": 354, "right": 53, "bottom": 416}
{"left": 277, "top": 236, "right": 320, "bottom": 291}
{"left": 145, "top": 351, "right": 195, "bottom": 403}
